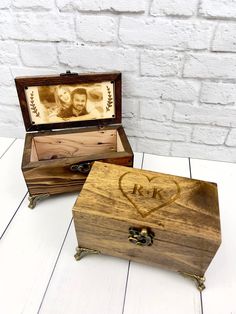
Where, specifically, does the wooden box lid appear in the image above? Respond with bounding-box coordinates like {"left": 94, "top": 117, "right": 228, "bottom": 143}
{"left": 73, "top": 161, "right": 221, "bottom": 253}
{"left": 15, "top": 71, "right": 121, "bottom": 132}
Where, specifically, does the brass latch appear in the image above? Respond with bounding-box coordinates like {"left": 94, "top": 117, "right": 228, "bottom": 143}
{"left": 70, "top": 162, "right": 92, "bottom": 174}
{"left": 128, "top": 227, "right": 154, "bottom": 246}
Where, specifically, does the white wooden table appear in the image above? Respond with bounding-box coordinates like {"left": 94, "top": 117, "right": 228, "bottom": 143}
{"left": 0, "top": 137, "right": 235, "bottom": 314}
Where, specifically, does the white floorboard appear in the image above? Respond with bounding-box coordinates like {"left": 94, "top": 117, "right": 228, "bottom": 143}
{"left": 1, "top": 139, "right": 235, "bottom": 314}
{"left": 0, "top": 139, "right": 27, "bottom": 237}
{"left": 38, "top": 153, "right": 143, "bottom": 314}
{"left": 190, "top": 159, "right": 236, "bottom": 314}
{"left": 39, "top": 222, "right": 129, "bottom": 314}
{"left": 0, "top": 192, "right": 77, "bottom": 314}
{"left": 0, "top": 137, "right": 15, "bottom": 158}
{"left": 133, "top": 152, "right": 143, "bottom": 170}
{"left": 123, "top": 154, "right": 202, "bottom": 314}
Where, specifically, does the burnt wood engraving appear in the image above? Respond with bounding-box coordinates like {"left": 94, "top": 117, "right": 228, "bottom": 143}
{"left": 29, "top": 91, "right": 40, "bottom": 119}
{"left": 119, "top": 172, "right": 181, "bottom": 218}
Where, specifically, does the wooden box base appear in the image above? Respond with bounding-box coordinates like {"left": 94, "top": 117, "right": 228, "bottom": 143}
{"left": 22, "top": 125, "right": 133, "bottom": 208}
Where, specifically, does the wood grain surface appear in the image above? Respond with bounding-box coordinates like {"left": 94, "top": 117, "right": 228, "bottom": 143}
{"left": 33, "top": 129, "right": 122, "bottom": 161}
{"left": 73, "top": 161, "right": 221, "bottom": 276}
{"left": 22, "top": 125, "right": 133, "bottom": 197}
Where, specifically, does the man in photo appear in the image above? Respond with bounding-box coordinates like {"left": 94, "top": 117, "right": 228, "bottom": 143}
{"left": 71, "top": 88, "right": 88, "bottom": 117}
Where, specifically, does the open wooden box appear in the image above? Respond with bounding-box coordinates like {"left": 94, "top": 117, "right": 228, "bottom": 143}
{"left": 15, "top": 72, "right": 133, "bottom": 208}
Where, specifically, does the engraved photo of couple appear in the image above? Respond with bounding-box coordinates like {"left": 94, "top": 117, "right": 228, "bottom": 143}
{"left": 25, "top": 81, "right": 115, "bottom": 125}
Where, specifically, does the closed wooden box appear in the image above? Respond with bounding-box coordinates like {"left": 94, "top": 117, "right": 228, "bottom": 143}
{"left": 73, "top": 161, "right": 221, "bottom": 290}
{"left": 15, "top": 72, "right": 133, "bottom": 208}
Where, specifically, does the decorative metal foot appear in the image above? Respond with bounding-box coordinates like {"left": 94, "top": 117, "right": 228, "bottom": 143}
{"left": 74, "top": 247, "right": 100, "bottom": 261}
{"left": 28, "top": 194, "right": 50, "bottom": 209}
{"left": 179, "top": 271, "right": 206, "bottom": 291}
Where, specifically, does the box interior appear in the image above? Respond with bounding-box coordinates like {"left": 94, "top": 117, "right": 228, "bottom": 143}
{"left": 30, "top": 129, "right": 125, "bottom": 162}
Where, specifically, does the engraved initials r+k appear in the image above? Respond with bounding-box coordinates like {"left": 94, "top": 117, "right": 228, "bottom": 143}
{"left": 132, "top": 184, "right": 163, "bottom": 200}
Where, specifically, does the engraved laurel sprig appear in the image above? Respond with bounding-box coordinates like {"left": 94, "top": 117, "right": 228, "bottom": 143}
{"left": 29, "top": 91, "right": 40, "bottom": 117}
{"left": 106, "top": 86, "right": 113, "bottom": 112}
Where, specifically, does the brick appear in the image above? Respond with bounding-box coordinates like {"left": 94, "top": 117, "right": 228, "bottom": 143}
{"left": 0, "top": 105, "right": 22, "bottom": 124}
{"left": 140, "top": 51, "right": 183, "bottom": 77}
{"left": 150, "top": 0, "right": 197, "bottom": 17}
{"left": 212, "top": 24, "right": 236, "bottom": 52}
{"left": 137, "top": 138, "right": 171, "bottom": 155}
{"left": 0, "top": 41, "right": 19, "bottom": 65}
{"left": 0, "top": 123, "right": 25, "bottom": 138}
{"left": 12, "top": 0, "right": 54, "bottom": 10}
{"left": 171, "top": 142, "right": 236, "bottom": 162}
{"left": 226, "top": 128, "right": 236, "bottom": 146}
{"left": 58, "top": 45, "right": 138, "bottom": 71}
{"left": 0, "top": 86, "right": 18, "bottom": 105}
{"left": 0, "top": 105, "right": 24, "bottom": 138}
{"left": 140, "top": 100, "right": 173, "bottom": 121}
{"left": 11, "top": 67, "right": 58, "bottom": 78}
{"left": 199, "top": 0, "right": 236, "bottom": 19}
{"left": 56, "top": 0, "right": 145, "bottom": 12}
{"left": 173, "top": 103, "right": 236, "bottom": 127}
{"left": 161, "top": 80, "right": 197, "bottom": 102}
{"left": 0, "top": 67, "right": 13, "bottom": 86}
{"left": 184, "top": 53, "right": 236, "bottom": 79}
{"left": 77, "top": 15, "right": 117, "bottom": 43}
{"left": 140, "top": 120, "right": 192, "bottom": 141}
{"left": 122, "top": 98, "right": 139, "bottom": 118}
{"left": 192, "top": 126, "right": 228, "bottom": 145}
{"left": 200, "top": 82, "right": 236, "bottom": 105}
{"left": 123, "top": 75, "right": 161, "bottom": 98}
{"left": 0, "top": 11, "right": 75, "bottom": 41}
{"left": 123, "top": 75, "right": 197, "bottom": 102}
{"left": 119, "top": 17, "right": 212, "bottom": 50}
{"left": 19, "top": 43, "right": 57, "bottom": 67}
{"left": 122, "top": 118, "right": 142, "bottom": 137}
{"left": 126, "top": 136, "right": 137, "bottom": 151}
{"left": 0, "top": 0, "right": 11, "bottom": 8}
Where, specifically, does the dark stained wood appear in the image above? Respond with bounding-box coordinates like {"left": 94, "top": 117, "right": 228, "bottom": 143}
{"left": 73, "top": 161, "right": 221, "bottom": 277}
{"left": 15, "top": 72, "right": 122, "bottom": 132}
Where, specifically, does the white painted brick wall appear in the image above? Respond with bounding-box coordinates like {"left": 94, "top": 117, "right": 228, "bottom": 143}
{"left": 140, "top": 51, "right": 183, "bottom": 77}
{"left": 200, "top": 82, "right": 236, "bottom": 105}
{"left": 140, "top": 100, "right": 173, "bottom": 121}
{"left": 0, "top": 0, "right": 236, "bottom": 163}
{"left": 199, "top": 0, "right": 236, "bottom": 19}
{"left": 119, "top": 18, "right": 213, "bottom": 50}
{"left": 57, "top": 0, "right": 146, "bottom": 12}
{"left": 226, "top": 129, "right": 236, "bottom": 146}
{"left": 12, "top": 0, "right": 54, "bottom": 10}
{"left": 212, "top": 24, "right": 236, "bottom": 52}
{"left": 19, "top": 43, "right": 58, "bottom": 67}
{"left": 192, "top": 126, "right": 229, "bottom": 145}
{"left": 77, "top": 15, "right": 117, "bottom": 43}
{"left": 150, "top": 0, "right": 198, "bottom": 17}
{"left": 0, "top": 0, "right": 11, "bottom": 9}
{"left": 184, "top": 53, "right": 236, "bottom": 79}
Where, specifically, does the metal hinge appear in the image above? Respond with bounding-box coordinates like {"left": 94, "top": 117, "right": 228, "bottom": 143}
{"left": 60, "top": 70, "right": 78, "bottom": 76}
{"left": 98, "top": 120, "right": 108, "bottom": 130}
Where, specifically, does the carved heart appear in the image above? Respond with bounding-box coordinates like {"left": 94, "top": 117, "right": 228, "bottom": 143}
{"left": 119, "top": 172, "right": 181, "bottom": 218}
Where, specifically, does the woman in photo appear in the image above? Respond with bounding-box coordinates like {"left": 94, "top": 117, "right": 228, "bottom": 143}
{"left": 55, "top": 85, "right": 73, "bottom": 118}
